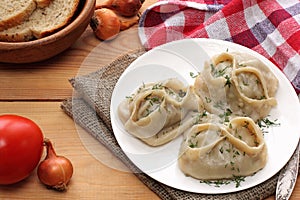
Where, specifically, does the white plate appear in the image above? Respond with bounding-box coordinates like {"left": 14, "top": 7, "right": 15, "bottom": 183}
{"left": 110, "top": 38, "right": 300, "bottom": 194}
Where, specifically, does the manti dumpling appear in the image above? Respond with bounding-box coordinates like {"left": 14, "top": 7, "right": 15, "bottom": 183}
{"left": 118, "top": 78, "right": 204, "bottom": 146}
{"left": 178, "top": 117, "right": 267, "bottom": 180}
{"left": 194, "top": 52, "right": 278, "bottom": 122}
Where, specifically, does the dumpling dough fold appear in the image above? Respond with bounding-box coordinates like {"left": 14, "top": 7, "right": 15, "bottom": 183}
{"left": 194, "top": 52, "right": 278, "bottom": 121}
{"left": 118, "top": 78, "right": 204, "bottom": 146}
{"left": 178, "top": 117, "right": 267, "bottom": 180}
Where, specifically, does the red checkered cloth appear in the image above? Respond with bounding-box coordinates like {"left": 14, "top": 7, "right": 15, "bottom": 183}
{"left": 138, "top": 0, "right": 300, "bottom": 93}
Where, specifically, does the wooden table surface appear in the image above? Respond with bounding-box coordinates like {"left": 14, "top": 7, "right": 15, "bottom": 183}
{"left": 0, "top": 1, "right": 299, "bottom": 199}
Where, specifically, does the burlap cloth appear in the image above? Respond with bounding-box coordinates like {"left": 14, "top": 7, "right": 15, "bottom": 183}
{"left": 61, "top": 48, "right": 287, "bottom": 199}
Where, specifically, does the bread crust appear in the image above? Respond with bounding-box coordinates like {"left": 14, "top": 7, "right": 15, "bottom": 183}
{"left": 36, "top": 0, "right": 53, "bottom": 8}
{"left": 0, "top": 0, "right": 80, "bottom": 42}
{"left": 0, "top": 0, "right": 37, "bottom": 31}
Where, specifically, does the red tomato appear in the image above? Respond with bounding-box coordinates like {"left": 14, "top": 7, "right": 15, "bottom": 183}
{"left": 0, "top": 115, "right": 44, "bottom": 185}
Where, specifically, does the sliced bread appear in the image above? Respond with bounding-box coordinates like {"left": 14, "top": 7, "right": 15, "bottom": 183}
{"left": 0, "top": 0, "right": 37, "bottom": 31}
{"left": 0, "top": 0, "right": 80, "bottom": 42}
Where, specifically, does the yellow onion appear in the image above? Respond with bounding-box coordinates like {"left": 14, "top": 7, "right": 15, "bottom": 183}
{"left": 110, "top": 0, "right": 142, "bottom": 17}
{"left": 37, "top": 138, "right": 73, "bottom": 191}
{"left": 90, "top": 8, "right": 121, "bottom": 41}
{"left": 96, "top": 0, "right": 142, "bottom": 17}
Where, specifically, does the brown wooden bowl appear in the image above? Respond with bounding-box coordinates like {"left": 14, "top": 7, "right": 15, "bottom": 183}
{"left": 0, "top": 0, "right": 95, "bottom": 64}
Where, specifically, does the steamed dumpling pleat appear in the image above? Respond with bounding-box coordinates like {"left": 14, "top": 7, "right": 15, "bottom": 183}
{"left": 194, "top": 52, "right": 278, "bottom": 122}
{"left": 118, "top": 78, "right": 204, "bottom": 146}
{"left": 230, "top": 53, "right": 278, "bottom": 120}
{"left": 178, "top": 117, "right": 267, "bottom": 180}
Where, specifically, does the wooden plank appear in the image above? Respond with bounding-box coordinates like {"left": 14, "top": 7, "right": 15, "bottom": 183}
{"left": 0, "top": 29, "right": 92, "bottom": 101}
{"left": 0, "top": 102, "right": 159, "bottom": 200}
{"left": 0, "top": 26, "right": 142, "bottom": 101}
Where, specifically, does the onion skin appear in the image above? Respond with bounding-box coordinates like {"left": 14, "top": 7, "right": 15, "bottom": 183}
{"left": 111, "top": 0, "right": 142, "bottom": 17}
{"left": 90, "top": 8, "right": 121, "bottom": 41}
{"left": 37, "top": 139, "right": 73, "bottom": 191}
{"left": 96, "top": 0, "right": 142, "bottom": 17}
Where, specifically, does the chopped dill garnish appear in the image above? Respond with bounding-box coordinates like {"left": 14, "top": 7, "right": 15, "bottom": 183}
{"left": 257, "top": 117, "right": 280, "bottom": 129}
{"left": 152, "top": 83, "right": 163, "bottom": 90}
{"left": 205, "top": 96, "right": 212, "bottom": 103}
{"left": 199, "top": 179, "right": 230, "bottom": 187}
{"left": 224, "top": 75, "right": 231, "bottom": 88}
{"left": 190, "top": 72, "right": 199, "bottom": 78}
{"left": 189, "top": 140, "right": 198, "bottom": 148}
{"left": 199, "top": 175, "right": 245, "bottom": 188}
{"left": 137, "top": 82, "right": 146, "bottom": 93}
{"left": 125, "top": 95, "right": 133, "bottom": 101}
{"left": 219, "top": 108, "right": 232, "bottom": 122}
{"left": 213, "top": 66, "right": 230, "bottom": 78}
{"left": 232, "top": 175, "right": 245, "bottom": 188}
{"left": 219, "top": 146, "right": 224, "bottom": 153}
{"left": 193, "top": 111, "right": 208, "bottom": 124}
